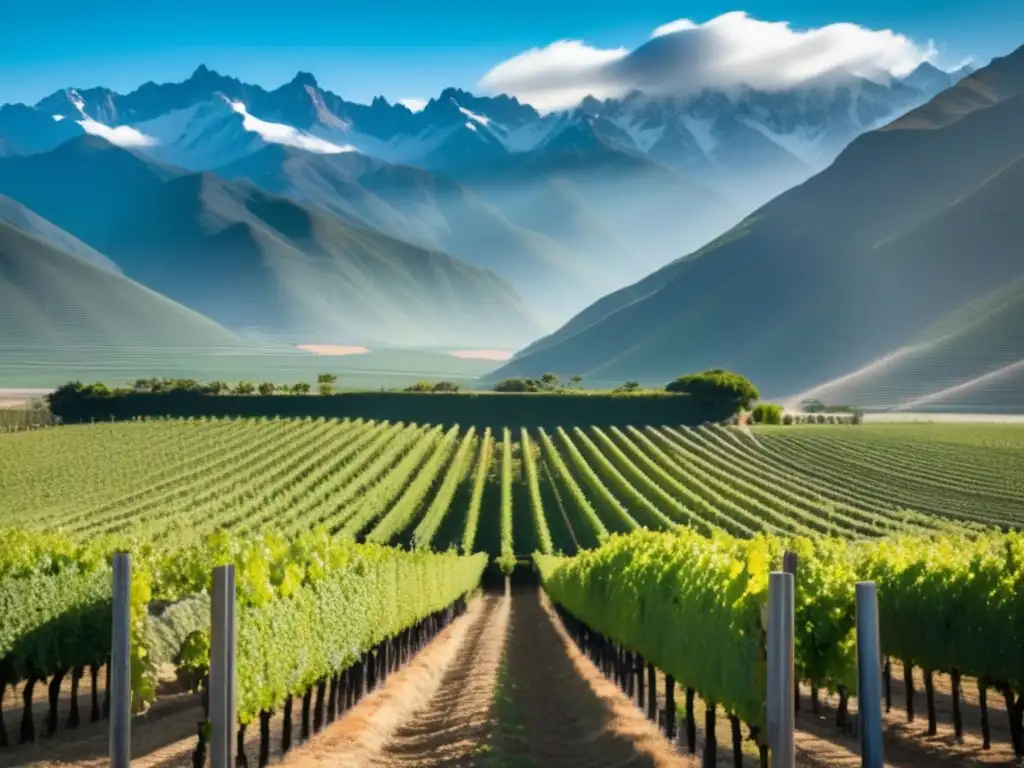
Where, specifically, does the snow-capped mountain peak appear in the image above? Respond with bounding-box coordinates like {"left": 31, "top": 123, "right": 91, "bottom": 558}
{"left": 0, "top": 61, "right": 970, "bottom": 203}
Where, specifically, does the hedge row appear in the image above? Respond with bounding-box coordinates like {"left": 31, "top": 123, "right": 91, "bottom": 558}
{"left": 48, "top": 390, "right": 732, "bottom": 429}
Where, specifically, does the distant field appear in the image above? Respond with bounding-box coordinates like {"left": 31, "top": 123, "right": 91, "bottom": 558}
{"left": 0, "top": 344, "right": 500, "bottom": 389}
{"left": 4, "top": 420, "right": 1021, "bottom": 558}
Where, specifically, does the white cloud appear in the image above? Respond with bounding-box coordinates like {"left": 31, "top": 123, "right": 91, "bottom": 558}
{"left": 77, "top": 119, "right": 157, "bottom": 147}
{"left": 479, "top": 40, "right": 629, "bottom": 112}
{"left": 479, "top": 11, "right": 937, "bottom": 112}
{"left": 399, "top": 98, "right": 427, "bottom": 112}
{"left": 651, "top": 19, "right": 697, "bottom": 38}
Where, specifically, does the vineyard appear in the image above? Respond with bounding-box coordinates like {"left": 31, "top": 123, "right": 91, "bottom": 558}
{"left": 3, "top": 419, "right": 1024, "bottom": 766}
{"left": 5, "top": 419, "right": 1021, "bottom": 552}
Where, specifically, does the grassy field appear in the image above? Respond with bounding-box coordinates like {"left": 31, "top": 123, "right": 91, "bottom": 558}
{"left": 3, "top": 420, "right": 1021, "bottom": 557}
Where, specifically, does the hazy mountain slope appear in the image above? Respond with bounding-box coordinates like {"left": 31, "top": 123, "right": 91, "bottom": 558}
{"left": 104, "top": 172, "right": 543, "bottom": 346}
{"left": 0, "top": 222, "right": 242, "bottom": 349}
{"left": 215, "top": 146, "right": 601, "bottom": 318}
{"left": 0, "top": 194, "right": 121, "bottom": 273}
{"left": 0, "top": 138, "right": 542, "bottom": 348}
{"left": 489, "top": 46, "right": 1024, "bottom": 401}
{"left": 452, "top": 122, "right": 742, "bottom": 282}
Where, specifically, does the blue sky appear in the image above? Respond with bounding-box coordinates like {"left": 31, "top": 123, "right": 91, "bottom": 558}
{"left": 2, "top": 0, "right": 1021, "bottom": 107}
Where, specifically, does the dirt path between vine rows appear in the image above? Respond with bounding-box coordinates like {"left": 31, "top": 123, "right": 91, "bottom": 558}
{"left": 283, "top": 586, "right": 690, "bottom": 767}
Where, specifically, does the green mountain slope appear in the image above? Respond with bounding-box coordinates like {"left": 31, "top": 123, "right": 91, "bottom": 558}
{"left": 0, "top": 138, "right": 544, "bottom": 349}
{"left": 0, "top": 222, "right": 242, "bottom": 349}
{"left": 489, "top": 45, "right": 1024, "bottom": 406}
{"left": 795, "top": 272, "right": 1024, "bottom": 412}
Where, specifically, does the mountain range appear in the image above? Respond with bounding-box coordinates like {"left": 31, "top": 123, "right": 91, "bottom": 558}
{"left": 491, "top": 45, "right": 1024, "bottom": 411}
{"left": 3, "top": 50, "right": 1018, "bottom": 410}
{"left": 0, "top": 61, "right": 966, "bottom": 317}
{"left": 0, "top": 136, "right": 541, "bottom": 348}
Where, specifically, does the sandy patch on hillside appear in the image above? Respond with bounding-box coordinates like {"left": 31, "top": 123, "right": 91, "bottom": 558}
{"left": 448, "top": 350, "right": 514, "bottom": 361}
{"left": 296, "top": 345, "right": 371, "bottom": 356}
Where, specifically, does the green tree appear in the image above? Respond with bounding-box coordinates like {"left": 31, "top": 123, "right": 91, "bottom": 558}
{"left": 292, "top": 382, "right": 312, "bottom": 395}
{"left": 665, "top": 369, "right": 760, "bottom": 419}
{"left": 615, "top": 381, "right": 641, "bottom": 393}
{"left": 234, "top": 381, "right": 256, "bottom": 396}
{"left": 432, "top": 381, "right": 460, "bottom": 393}
{"left": 203, "top": 380, "right": 229, "bottom": 395}
{"left": 751, "top": 403, "right": 783, "bottom": 425}
{"left": 540, "top": 372, "right": 560, "bottom": 390}
{"left": 404, "top": 381, "right": 434, "bottom": 392}
{"left": 317, "top": 373, "right": 338, "bottom": 396}
{"left": 257, "top": 382, "right": 277, "bottom": 396}
{"left": 569, "top": 375, "right": 583, "bottom": 388}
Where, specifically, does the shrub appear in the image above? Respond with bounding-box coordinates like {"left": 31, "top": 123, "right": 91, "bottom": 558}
{"left": 494, "top": 378, "right": 536, "bottom": 393}
{"left": 782, "top": 413, "right": 794, "bottom": 425}
{"left": 751, "top": 403, "right": 783, "bottom": 425}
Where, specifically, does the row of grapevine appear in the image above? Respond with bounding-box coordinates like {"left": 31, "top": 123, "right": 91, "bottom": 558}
{"left": 619, "top": 427, "right": 757, "bottom": 536}
{"left": 536, "top": 529, "right": 769, "bottom": 729}
{"left": 411, "top": 428, "right": 478, "bottom": 549}
{"left": 659, "top": 427, "right": 886, "bottom": 538}
{"left": 498, "top": 428, "right": 516, "bottom": 571}
{"left": 541, "top": 527, "right": 1024, "bottom": 755}
{"left": 757, "top": 431, "right": 1011, "bottom": 527}
{"left": 688, "top": 427, "right": 926, "bottom": 534}
{"left": 294, "top": 423, "right": 422, "bottom": 533}
{"left": 536, "top": 428, "right": 608, "bottom": 547}
{"left": 519, "top": 429, "right": 553, "bottom": 555}
{"left": 461, "top": 428, "right": 494, "bottom": 554}
{"left": 0, "top": 527, "right": 487, "bottom": 751}
{"left": 0, "top": 529, "right": 166, "bottom": 746}
{"left": 588, "top": 427, "right": 707, "bottom": 532}
{"left": 336, "top": 426, "right": 445, "bottom": 538}
{"left": 367, "top": 426, "right": 462, "bottom": 544}
{"left": 222, "top": 533, "right": 487, "bottom": 723}
{"left": 569, "top": 427, "right": 676, "bottom": 532}
{"left": 554, "top": 427, "right": 638, "bottom": 534}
